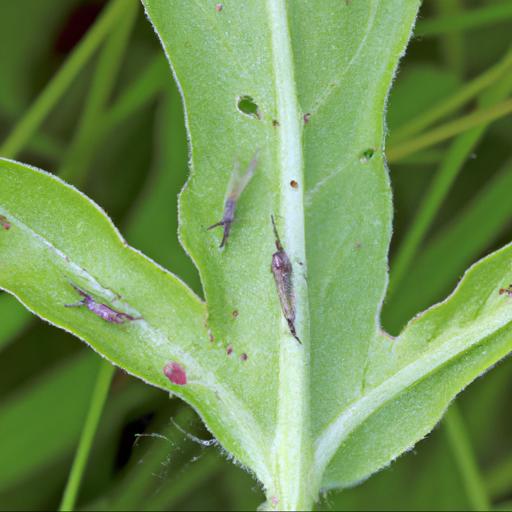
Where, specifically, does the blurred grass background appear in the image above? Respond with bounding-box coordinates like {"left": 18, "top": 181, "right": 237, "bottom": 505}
{"left": 0, "top": 0, "right": 512, "bottom": 510}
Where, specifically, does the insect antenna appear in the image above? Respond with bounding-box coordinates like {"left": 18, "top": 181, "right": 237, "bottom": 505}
{"left": 271, "top": 215, "right": 283, "bottom": 252}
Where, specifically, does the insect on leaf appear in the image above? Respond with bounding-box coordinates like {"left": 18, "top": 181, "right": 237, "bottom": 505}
{"left": 3, "top": 1, "right": 512, "bottom": 510}
{"left": 208, "top": 150, "right": 259, "bottom": 248}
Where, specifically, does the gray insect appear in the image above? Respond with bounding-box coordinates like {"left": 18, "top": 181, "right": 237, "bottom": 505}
{"left": 65, "top": 283, "right": 139, "bottom": 324}
{"left": 270, "top": 215, "right": 301, "bottom": 343}
{"left": 208, "top": 150, "right": 259, "bottom": 248}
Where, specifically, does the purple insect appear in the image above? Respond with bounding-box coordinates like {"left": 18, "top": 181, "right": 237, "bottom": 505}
{"left": 163, "top": 361, "right": 187, "bottom": 385}
{"left": 208, "top": 150, "right": 259, "bottom": 248}
{"left": 65, "top": 283, "right": 138, "bottom": 324}
{"left": 271, "top": 216, "right": 301, "bottom": 344}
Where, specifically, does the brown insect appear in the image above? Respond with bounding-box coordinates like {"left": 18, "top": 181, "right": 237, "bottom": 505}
{"left": 0, "top": 215, "right": 11, "bottom": 230}
{"left": 499, "top": 284, "right": 512, "bottom": 297}
{"left": 208, "top": 150, "right": 259, "bottom": 248}
{"left": 65, "top": 283, "right": 139, "bottom": 324}
{"left": 270, "top": 216, "right": 301, "bottom": 343}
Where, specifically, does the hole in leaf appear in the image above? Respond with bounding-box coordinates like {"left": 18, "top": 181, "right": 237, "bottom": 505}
{"left": 237, "top": 95, "right": 260, "bottom": 119}
{"left": 360, "top": 148, "right": 375, "bottom": 163}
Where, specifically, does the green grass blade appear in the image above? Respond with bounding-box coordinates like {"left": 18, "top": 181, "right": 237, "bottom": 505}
{"left": 0, "top": 353, "right": 99, "bottom": 493}
{"left": 388, "top": 71, "right": 512, "bottom": 298}
{"left": 486, "top": 454, "right": 512, "bottom": 500}
{"left": 390, "top": 47, "right": 512, "bottom": 144}
{"left": 444, "top": 405, "right": 490, "bottom": 511}
{"left": 102, "top": 54, "right": 168, "bottom": 131}
{"left": 434, "top": 0, "right": 465, "bottom": 78}
{"left": 417, "top": 2, "right": 512, "bottom": 37}
{"left": 388, "top": 97, "right": 512, "bottom": 163}
{"left": 0, "top": 0, "right": 126, "bottom": 159}
{"left": 59, "top": 362, "right": 115, "bottom": 512}
{"left": 59, "top": 0, "right": 139, "bottom": 185}
{"left": 386, "top": 157, "right": 512, "bottom": 332}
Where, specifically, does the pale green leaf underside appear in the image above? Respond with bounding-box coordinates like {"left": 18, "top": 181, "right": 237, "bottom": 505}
{"left": 3, "top": 0, "right": 512, "bottom": 507}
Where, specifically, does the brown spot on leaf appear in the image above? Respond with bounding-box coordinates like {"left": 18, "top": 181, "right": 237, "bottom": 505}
{"left": 232, "top": 310, "right": 239, "bottom": 318}
{"left": 290, "top": 180, "right": 298, "bottom": 189}
{"left": 227, "top": 345, "right": 233, "bottom": 356}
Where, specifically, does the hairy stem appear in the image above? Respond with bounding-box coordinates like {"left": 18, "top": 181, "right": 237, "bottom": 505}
{"left": 266, "top": 0, "right": 312, "bottom": 509}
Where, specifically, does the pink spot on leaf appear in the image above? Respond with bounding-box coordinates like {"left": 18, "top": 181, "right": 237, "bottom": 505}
{"left": 163, "top": 362, "right": 187, "bottom": 385}
{"left": 227, "top": 345, "right": 233, "bottom": 356}
{"left": 240, "top": 353, "right": 248, "bottom": 361}
{"left": 0, "top": 215, "right": 11, "bottom": 230}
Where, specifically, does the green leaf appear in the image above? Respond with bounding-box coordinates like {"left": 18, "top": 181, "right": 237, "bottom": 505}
{"left": 318, "top": 243, "right": 512, "bottom": 488}
{"left": 4, "top": 0, "right": 512, "bottom": 509}
{"left": 0, "top": 159, "right": 264, "bottom": 499}
{"left": 141, "top": 0, "right": 419, "bottom": 504}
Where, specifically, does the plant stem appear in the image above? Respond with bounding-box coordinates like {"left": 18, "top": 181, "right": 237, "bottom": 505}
{"left": 0, "top": 0, "right": 126, "bottom": 159}
{"left": 59, "top": 361, "right": 115, "bottom": 511}
{"left": 390, "top": 47, "right": 512, "bottom": 144}
{"left": 266, "top": 0, "right": 312, "bottom": 509}
{"left": 444, "top": 405, "right": 490, "bottom": 511}
{"left": 387, "top": 98, "right": 512, "bottom": 163}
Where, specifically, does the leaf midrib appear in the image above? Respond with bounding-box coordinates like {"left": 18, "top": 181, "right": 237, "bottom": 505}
{"left": 265, "top": 0, "right": 312, "bottom": 506}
